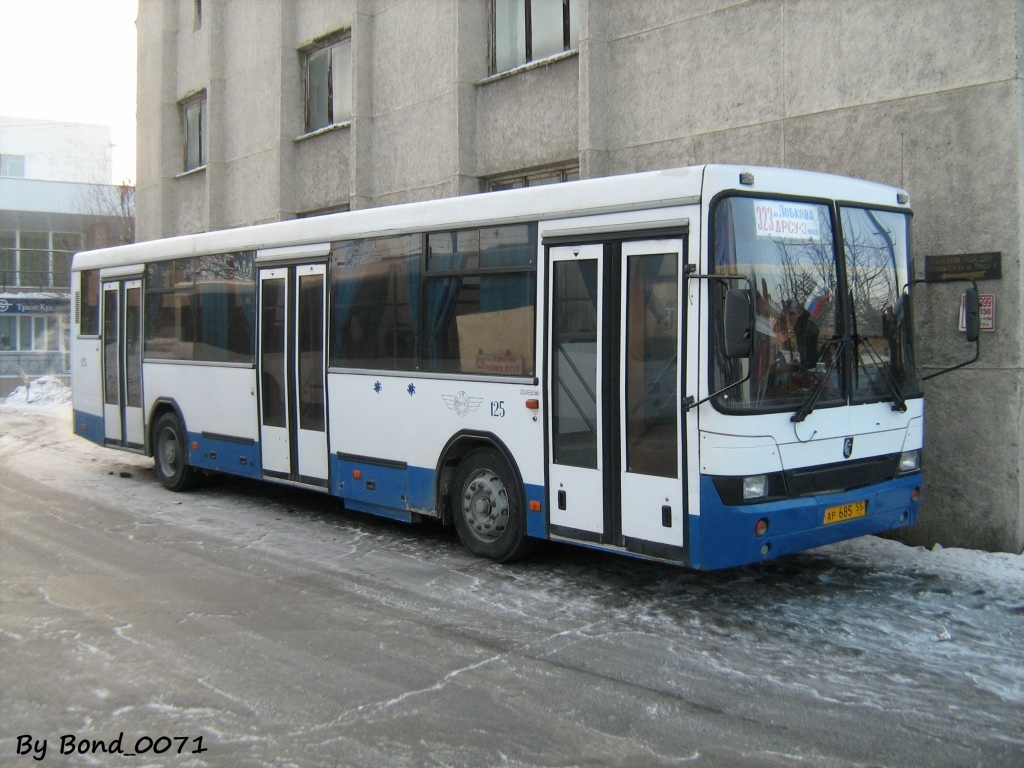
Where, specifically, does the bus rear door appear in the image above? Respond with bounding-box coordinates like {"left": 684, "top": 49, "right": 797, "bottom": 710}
{"left": 101, "top": 278, "right": 144, "bottom": 450}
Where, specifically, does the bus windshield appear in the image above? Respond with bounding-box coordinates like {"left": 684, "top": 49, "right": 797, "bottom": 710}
{"left": 710, "top": 196, "right": 920, "bottom": 413}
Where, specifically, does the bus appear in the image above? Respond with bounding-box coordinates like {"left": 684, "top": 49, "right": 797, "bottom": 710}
{"left": 70, "top": 165, "right": 972, "bottom": 570}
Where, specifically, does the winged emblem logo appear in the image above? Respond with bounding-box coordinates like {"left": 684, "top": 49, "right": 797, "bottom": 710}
{"left": 441, "top": 391, "right": 483, "bottom": 417}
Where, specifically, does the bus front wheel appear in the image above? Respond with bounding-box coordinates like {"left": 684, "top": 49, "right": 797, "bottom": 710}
{"left": 153, "top": 412, "right": 199, "bottom": 492}
{"left": 452, "top": 448, "right": 533, "bottom": 563}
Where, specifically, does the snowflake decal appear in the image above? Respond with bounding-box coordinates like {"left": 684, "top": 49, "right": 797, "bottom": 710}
{"left": 374, "top": 381, "right": 382, "bottom": 394}
{"left": 407, "top": 383, "right": 416, "bottom": 396}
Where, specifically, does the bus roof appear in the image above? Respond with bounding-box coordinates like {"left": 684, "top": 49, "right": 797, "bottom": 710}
{"left": 72, "top": 164, "right": 909, "bottom": 271}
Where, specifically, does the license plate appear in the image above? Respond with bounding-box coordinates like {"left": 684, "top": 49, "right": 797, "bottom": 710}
{"left": 823, "top": 500, "right": 867, "bottom": 525}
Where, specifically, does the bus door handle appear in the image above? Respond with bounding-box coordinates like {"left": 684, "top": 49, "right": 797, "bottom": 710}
{"left": 558, "top": 490, "right": 567, "bottom": 510}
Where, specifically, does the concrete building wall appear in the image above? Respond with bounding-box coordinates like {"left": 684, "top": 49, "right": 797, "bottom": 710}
{"left": 135, "top": 0, "right": 1024, "bottom": 554}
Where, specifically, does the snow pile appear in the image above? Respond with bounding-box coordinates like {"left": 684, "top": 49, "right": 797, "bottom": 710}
{"left": 4, "top": 375, "right": 72, "bottom": 408}
{"left": 823, "top": 534, "right": 1024, "bottom": 586}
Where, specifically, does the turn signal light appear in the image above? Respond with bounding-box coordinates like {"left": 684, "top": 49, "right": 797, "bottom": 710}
{"left": 755, "top": 518, "right": 769, "bottom": 538}
{"left": 529, "top": 500, "right": 542, "bottom": 512}
{"left": 525, "top": 399, "right": 539, "bottom": 410}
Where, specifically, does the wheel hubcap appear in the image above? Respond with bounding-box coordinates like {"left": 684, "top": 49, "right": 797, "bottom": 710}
{"left": 462, "top": 469, "right": 509, "bottom": 543}
{"left": 159, "top": 428, "right": 179, "bottom": 475}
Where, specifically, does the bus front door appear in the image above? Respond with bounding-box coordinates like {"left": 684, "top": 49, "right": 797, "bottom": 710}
{"left": 258, "top": 265, "right": 329, "bottom": 488}
{"left": 101, "top": 279, "right": 145, "bottom": 450}
{"left": 547, "top": 239, "right": 686, "bottom": 560}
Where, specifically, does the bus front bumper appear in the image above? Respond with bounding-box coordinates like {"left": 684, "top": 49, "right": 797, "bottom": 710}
{"left": 693, "top": 473, "right": 920, "bottom": 570}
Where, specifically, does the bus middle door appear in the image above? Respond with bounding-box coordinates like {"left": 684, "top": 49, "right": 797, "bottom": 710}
{"left": 257, "top": 264, "right": 329, "bottom": 488}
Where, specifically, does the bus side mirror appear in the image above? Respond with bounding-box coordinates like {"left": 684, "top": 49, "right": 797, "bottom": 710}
{"left": 917, "top": 277, "right": 981, "bottom": 381}
{"left": 964, "top": 286, "right": 980, "bottom": 343}
{"left": 724, "top": 288, "right": 753, "bottom": 359}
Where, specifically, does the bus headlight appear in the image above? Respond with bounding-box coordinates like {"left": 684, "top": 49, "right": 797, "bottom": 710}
{"left": 743, "top": 475, "right": 769, "bottom": 500}
{"left": 898, "top": 449, "right": 921, "bottom": 474}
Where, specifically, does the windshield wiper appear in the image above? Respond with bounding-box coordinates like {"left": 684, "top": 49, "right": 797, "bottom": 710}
{"left": 855, "top": 334, "right": 907, "bottom": 412}
{"left": 791, "top": 337, "right": 844, "bottom": 424}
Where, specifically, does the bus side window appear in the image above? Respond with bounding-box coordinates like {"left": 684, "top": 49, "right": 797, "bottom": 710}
{"left": 424, "top": 225, "right": 537, "bottom": 376}
{"left": 80, "top": 269, "right": 101, "bottom": 336}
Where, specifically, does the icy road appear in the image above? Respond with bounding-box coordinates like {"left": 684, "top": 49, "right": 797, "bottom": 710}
{"left": 1, "top": 401, "right": 1022, "bottom": 767}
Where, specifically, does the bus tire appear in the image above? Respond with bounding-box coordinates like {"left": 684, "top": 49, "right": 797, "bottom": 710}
{"left": 452, "top": 447, "right": 533, "bottom": 562}
{"left": 153, "top": 412, "right": 199, "bottom": 492}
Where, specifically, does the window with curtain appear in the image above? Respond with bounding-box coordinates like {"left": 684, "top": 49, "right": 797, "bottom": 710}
{"left": 329, "top": 224, "right": 538, "bottom": 377}
{"left": 329, "top": 234, "right": 419, "bottom": 370}
{"left": 144, "top": 252, "right": 254, "bottom": 362}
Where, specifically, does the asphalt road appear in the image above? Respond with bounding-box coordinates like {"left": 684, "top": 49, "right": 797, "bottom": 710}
{"left": 1, "top": 404, "right": 1022, "bottom": 767}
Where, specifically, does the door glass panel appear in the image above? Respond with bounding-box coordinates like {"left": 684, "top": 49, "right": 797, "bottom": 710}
{"left": 552, "top": 259, "right": 599, "bottom": 469}
{"left": 297, "top": 273, "right": 325, "bottom": 432}
{"left": 625, "top": 253, "right": 678, "bottom": 478}
{"left": 260, "top": 278, "right": 287, "bottom": 428}
{"left": 103, "top": 289, "right": 119, "bottom": 405}
{"left": 125, "top": 286, "right": 142, "bottom": 408}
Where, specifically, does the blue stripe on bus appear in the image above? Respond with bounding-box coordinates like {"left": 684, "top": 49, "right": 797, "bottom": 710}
{"left": 524, "top": 484, "right": 546, "bottom": 539}
{"left": 407, "top": 465, "right": 434, "bottom": 511}
{"left": 696, "top": 473, "right": 920, "bottom": 571}
{"left": 186, "top": 432, "right": 261, "bottom": 478}
{"left": 333, "top": 456, "right": 547, "bottom": 537}
{"left": 73, "top": 409, "right": 105, "bottom": 446}
{"left": 332, "top": 454, "right": 407, "bottom": 509}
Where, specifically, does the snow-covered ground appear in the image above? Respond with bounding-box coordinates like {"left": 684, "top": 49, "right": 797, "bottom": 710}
{"left": 1, "top": 389, "right": 1022, "bottom": 766}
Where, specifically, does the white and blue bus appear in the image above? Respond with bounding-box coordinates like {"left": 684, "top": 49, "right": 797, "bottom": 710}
{"left": 71, "top": 165, "right": 967, "bottom": 570}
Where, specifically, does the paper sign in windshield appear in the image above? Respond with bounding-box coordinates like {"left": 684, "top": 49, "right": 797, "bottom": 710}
{"left": 754, "top": 200, "right": 821, "bottom": 241}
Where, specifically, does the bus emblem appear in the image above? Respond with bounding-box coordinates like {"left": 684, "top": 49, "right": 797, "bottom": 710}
{"left": 442, "top": 391, "right": 483, "bottom": 417}
{"left": 843, "top": 437, "right": 854, "bottom": 459}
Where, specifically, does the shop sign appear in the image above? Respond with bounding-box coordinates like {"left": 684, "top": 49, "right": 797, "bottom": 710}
{"left": 0, "top": 297, "right": 70, "bottom": 314}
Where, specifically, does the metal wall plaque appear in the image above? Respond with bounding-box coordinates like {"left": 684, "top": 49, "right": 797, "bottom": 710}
{"left": 924, "top": 252, "right": 1002, "bottom": 282}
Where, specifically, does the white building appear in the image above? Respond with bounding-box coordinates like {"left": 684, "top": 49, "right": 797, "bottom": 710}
{"left": 0, "top": 116, "right": 133, "bottom": 392}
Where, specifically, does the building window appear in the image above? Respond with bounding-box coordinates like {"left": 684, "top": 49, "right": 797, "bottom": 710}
{"left": 181, "top": 92, "right": 207, "bottom": 172}
{"left": 0, "top": 154, "right": 26, "bottom": 178}
{"left": 0, "top": 230, "right": 79, "bottom": 289}
{"left": 304, "top": 34, "right": 352, "bottom": 133}
{"left": 51, "top": 232, "right": 79, "bottom": 288}
{"left": 0, "top": 315, "right": 64, "bottom": 354}
{"left": 0, "top": 230, "right": 14, "bottom": 286}
{"left": 486, "top": 164, "right": 579, "bottom": 191}
{"left": 492, "top": 0, "right": 579, "bottom": 75}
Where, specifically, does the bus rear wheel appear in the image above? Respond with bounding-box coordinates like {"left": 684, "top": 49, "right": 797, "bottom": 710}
{"left": 452, "top": 448, "right": 533, "bottom": 562}
{"left": 153, "top": 412, "right": 198, "bottom": 492}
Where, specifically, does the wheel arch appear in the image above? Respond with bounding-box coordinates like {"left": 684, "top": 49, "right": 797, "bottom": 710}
{"left": 435, "top": 430, "right": 525, "bottom": 526}
{"left": 147, "top": 397, "right": 186, "bottom": 458}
